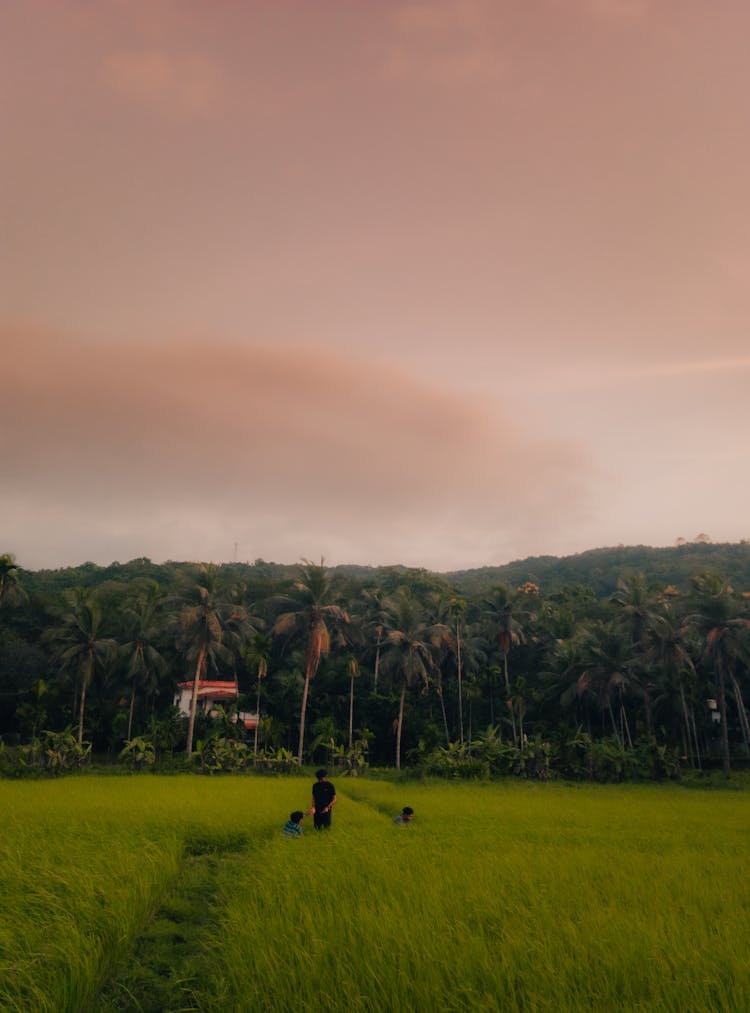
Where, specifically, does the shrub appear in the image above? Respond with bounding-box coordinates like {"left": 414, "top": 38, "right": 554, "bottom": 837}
{"left": 253, "top": 747, "right": 299, "bottom": 774}
{"left": 118, "top": 736, "right": 156, "bottom": 771}
{"left": 194, "top": 737, "right": 250, "bottom": 774}
{"left": 0, "top": 729, "right": 92, "bottom": 778}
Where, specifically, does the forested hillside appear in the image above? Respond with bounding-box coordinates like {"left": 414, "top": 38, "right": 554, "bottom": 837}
{"left": 2, "top": 543, "right": 750, "bottom": 780}
{"left": 447, "top": 541, "right": 750, "bottom": 595}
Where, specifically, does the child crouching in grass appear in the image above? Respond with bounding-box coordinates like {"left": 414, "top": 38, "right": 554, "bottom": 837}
{"left": 282, "top": 810, "right": 306, "bottom": 836}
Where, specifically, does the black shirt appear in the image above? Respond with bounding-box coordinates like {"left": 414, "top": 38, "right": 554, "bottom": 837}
{"left": 312, "top": 779, "right": 336, "bottom": 811}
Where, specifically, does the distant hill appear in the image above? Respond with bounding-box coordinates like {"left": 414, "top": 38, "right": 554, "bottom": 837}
{"left": 444, "top": 541, "right": 750, "bottom": 596}
{"left": 17, "top": 541, "right": 750, "bottom": 600}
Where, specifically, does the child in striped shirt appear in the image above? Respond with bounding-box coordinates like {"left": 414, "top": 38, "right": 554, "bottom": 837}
{"left": 282, "top": 810, "right": 305, "bottom": 836}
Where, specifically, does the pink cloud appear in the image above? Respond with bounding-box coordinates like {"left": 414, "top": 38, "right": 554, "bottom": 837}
{"left": 1, "top": 325, "right": 591, "bottom": 569}
{"left": 383, "top": 0, "right": 507, "bottom": 84}
{"left": 103, "top": 48, "right": 224, "bottom": 118}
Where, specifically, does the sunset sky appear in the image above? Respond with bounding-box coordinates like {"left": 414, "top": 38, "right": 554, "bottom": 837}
{"left": 3, "top": 0, "right": 750, "bottom": 572}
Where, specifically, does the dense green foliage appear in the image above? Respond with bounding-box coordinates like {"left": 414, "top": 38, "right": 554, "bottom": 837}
{"left": 2, "top": 777, "right": 749, "bottom": 1011}
{"left": 2, "top": 545, "right": 750, "bottom": 777}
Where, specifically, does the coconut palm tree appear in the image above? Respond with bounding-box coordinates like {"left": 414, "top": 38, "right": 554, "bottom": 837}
{"left": 361, "top": 586, "right": 391, "bottom": 691}
{"left": 450, "top": 597, "right": 468, "bottom": 744}
{"left": 612, "top": 572, "right": 658, "bottom": 736}
{"left": 48, "top": 589, "right": 116, "bottom": 745}
{"left": 272, "top": 559, "right": 349, "bottom": 763}
{"left": 345, "top": 655, "right": 360, "bottom": 750}
{"left": 483, "top": 586, "right": 526, "bottom": 746}
{"left": 177, "top": 565, "right": 247, "bottom": 756}
{"left": 245, "top": 631, "right": 272, "bottom": 757}
{"left": 381, "top": 591, "right": 448, "bottom": 770}
{"left": 684, "top": 574, "right": 750, "bottom": 776}
{"left": 648, "top": 608, "right": 701, "bottom": 768}
{"left": 0, "top": 553, "right": 26, "bottom": 608}
{"left": 579, "top": 620, "right": 635, "bottom": 748}
{"left": 456, "top": 622, "right": 487, "bottom": 736}
{"left": 121, "top": 581, "right": 166, "bottom": 740}
{"left": 540, "top": 635, "right": 589, "bottom": 729}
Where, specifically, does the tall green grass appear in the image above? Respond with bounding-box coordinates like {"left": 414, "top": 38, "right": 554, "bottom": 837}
{"left": 198, "top": 780, "right": 750, "bottom": 1012}
{"left": 1, "top": 777, "right": 748, "bottom": 1012}
{"left": 0, "top": 777, "right": 310, "bottom": 1011}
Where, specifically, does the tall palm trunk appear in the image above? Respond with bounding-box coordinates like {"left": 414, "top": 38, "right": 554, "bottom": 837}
{"left": 643, "top": 686, "right": 653, "bottom": 738}
{"left": 186, "top": 644, "right": 207, "bottom": 757}
{"left": 437, "top": 685, "right": 450, "bottom": 746}
{"left": 729, "top": 670, "right": 750, "bottom": 756}
{"left": 678, "top": 679, "right": 694, "bottom": 768}
{"left": 297, "top": 669, "right": 312, "bottom": 764}
{"left": 127, "top": 686, "right": 136, "bottom": 741}
{"left": 503, "top": 651, "right": 518, "bottom": 746}
{"left": 620, "top": 687, "right": 633, "bottom": 748}
{"left": 396, "top": 683, "right": 406, "bottom": 770}
{"left": 716, "top": 654, "right": 731, "bottom": 777}
{"left": 607, "top": 698, "right": 621, "bottom": 747}
{"left": 348, "top": 671, "right": 355, "bottom": 750}
{"left": 689, "top": 702, "right": 702, "bottom": 771}
{"left": 456, "top": 621, "right": 464, "bottom": 745}
{"left": 254, "top": 678, "right": 262, "bottom": 758}
{"left": 374, "top": 628, "right": 382, "bottom": 691}
{"left": 77, "top": 654, "right": 92, "bottom": 745}
{"left": 298, "top": 624, "right": 323, "bottom": 763}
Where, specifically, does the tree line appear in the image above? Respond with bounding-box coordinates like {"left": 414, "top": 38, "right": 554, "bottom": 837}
{"left": 1, "top": 550, "right": 749, "bottom": 778}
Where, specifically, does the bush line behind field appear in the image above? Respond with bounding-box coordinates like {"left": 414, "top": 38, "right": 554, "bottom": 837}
{"left": 0, "top": 728, "right": 688, "bottom": 783}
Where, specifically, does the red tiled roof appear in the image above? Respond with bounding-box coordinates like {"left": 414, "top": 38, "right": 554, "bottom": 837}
{"left": 176, "top": 681, "right": 239, "bottom": 700}
{"left": 177, "top": 680, "right": 238, "bottom": 690}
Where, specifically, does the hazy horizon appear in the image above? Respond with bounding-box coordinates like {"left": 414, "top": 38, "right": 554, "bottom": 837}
{"left": 14, "top": 532, "right": 735, "bottom": 577}
{"left": 3, "top": 1, "right": 749, "bottom": 571}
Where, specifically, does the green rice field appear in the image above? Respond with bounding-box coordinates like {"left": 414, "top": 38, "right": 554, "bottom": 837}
{"left": 1, "top": 775, "right": 749, "bottom": 1012}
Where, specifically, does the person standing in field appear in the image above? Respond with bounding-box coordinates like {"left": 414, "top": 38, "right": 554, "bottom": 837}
{"left": 310, "top": 768, "right": 337, "bottom": 830}
{"left": 393, "top": 806, "right": 414, "bottom": 825}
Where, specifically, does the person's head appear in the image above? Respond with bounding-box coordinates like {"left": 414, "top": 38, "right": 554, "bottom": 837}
{"left": 401, "top": 806, "right": 414, "bottom": 821}
{"left": 315, "top": 769, "right": 327, "bottom": 780}
{"left": 290, "top": 810, "right": 304, "bottom": 825}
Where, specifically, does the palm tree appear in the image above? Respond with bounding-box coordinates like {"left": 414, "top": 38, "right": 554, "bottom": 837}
{"left": 483, "top": 586, "right": 526, "bottom": 746}
{"left": 450, "top": 598, "right": 468, "bottom": 744}
{"left": 612, "top": 572, "right": 657, "bottom": 736}
{"left": 272, "top": 559, "right": 349, "bottom": 763}
{"left": 48, "top": 589, "right": 116, "bottom": 745}
{"left": 540, "top": 635, "right": 589, "bottom": 729}
{"left": 648, "top": 607, "right": 701, "bottom": 768}
{"left": 361, "top": 587, "right": 390, "bottom": 691}
{"left": 381, "top": 592, "right": 447, "bottom": 770}
{"left": 245, "top": 632, "right": 272, "bottom": 757}
{"left": 685, "top": 574, "right": 750, "bottom": 776}
{"left": 456, "top": 622, "right": 487, "bottom": 738}
{"left": 579, "top": 620, "right": 635, "bottom": 748}
{"left": 177, "top": 565, "right": 247, "bottom": 756}
{"left": 346, "top": 655, "right": 360, "bottom": 750}
{"left": 0, "top": 553, "right": 26, "bottom": 608}
{"left": 121, "top": 582, "right": 165, "bottom": 740}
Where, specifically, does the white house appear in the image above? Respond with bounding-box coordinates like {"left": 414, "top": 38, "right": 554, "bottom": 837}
{"left": 174, "top": 680, "right": 258, "bottom": 730}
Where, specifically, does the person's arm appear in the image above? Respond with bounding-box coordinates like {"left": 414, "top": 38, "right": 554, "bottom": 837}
{"left": 325, "top": 792, "right": 337, "bottom": 812}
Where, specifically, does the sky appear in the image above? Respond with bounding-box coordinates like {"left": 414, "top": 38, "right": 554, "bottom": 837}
{"left": 2, "top": 0, "right": 750, "bottom": 572}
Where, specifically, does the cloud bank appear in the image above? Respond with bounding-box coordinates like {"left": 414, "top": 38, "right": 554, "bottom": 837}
{"left": 2, "top": 327, "right": 591, "bottom": 570}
